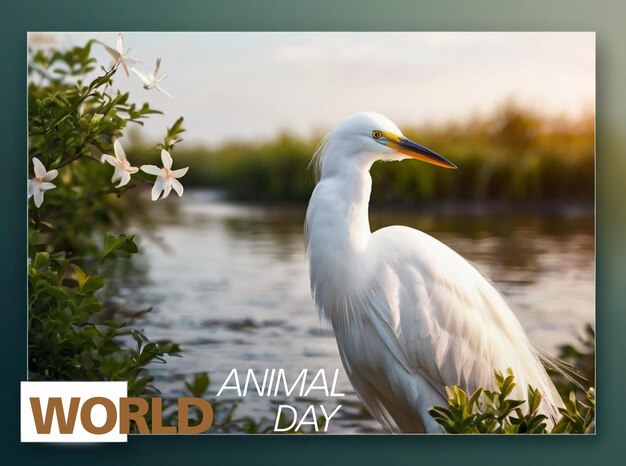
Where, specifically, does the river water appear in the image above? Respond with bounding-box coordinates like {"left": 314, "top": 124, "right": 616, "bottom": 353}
{"left": 115, "top": 190, "right": 594, "bottom": 433}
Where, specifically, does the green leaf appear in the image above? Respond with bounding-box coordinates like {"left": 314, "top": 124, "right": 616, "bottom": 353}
{"left": 102, "top": 232, "right": 138, "bottom": 261}
{"left": 81, "top": 275, "right": 105, "bottom": 293}
{"left": 33, "top": 251, "right": 50, "bottom": 269}
{"left": 185, "top": 373, "right": 210, "bottom": 397}
{"left": 69, "top": 264, "right": 88, "bottom": 289}
{"left": 164, "top": 116, "right": 186, "bottom": 150}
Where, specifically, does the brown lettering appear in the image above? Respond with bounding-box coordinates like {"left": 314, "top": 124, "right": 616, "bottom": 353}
{"left": 30, "top": 397, "right": 80, "bottom": 434}
{"left": 80, "top": 397, "right": 117, "bottom": 434}
{"left": 150, "top": 397, "right": 177, "bottom": 434}
{"left": 119, "top": 397, "right": 150, "bottom": 434}
{"left": 177, "top": 398, "right": 213, "bottom": 434}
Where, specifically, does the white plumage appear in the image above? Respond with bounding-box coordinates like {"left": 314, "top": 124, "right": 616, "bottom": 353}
{"left": 305, "top": 112, "right": 563, "bottom": 433}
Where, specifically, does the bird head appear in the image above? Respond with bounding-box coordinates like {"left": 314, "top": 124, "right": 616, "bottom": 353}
{"left": 312, "top": 112, "right": 456, "bottom": 179}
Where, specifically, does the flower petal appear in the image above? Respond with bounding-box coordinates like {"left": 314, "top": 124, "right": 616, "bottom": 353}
{"left": 114, "top": 139, "right": 127, "bottom": 162}
{"left": 32, "top": 157, "right": 46, "bottom": 178}
{"left": 131, "top": 68, "right": 151, "bottom": 86}
{"left": 117, "top": 34, "right": 124, "bottom": 54}
{"left": 156, "top": 85, "right": 173, "bottom": 99}
{"left": 127, "top": 166, "right": 139, "bottom": 174}
{"left": 111, "top": 167, "right": 125, "bottom": 183}
{"left": 27, "top": 180, "right": 35, "bottom": 198}
{"left": 33, "top": 188, "right": 44, "bottom": 208}
{"left": 119, "top": 57, "right": 130, "bottom": 77}
{"left": 103, "top": 43, "right": 120, "bottom": 61}
{"left": 43, "top": 169, "right": 58, "bottom": 182}
{"left": 171, "top": 167, "right": 189, "bottom": 178}
{"left": 117, "top": 170, "right": 131, "bottom": 187}
{"left": 154, "top": 57, "right": 161, "bottom": 76}
{"left": 162, "top": 181, "right": 173, "bottom": 200}
{"left": 141, "top": 164, "right": 162, "bottom": 176}
{"left": 40, "top": 182, "right": 56, "bottom": 192}
{"left": 103, "top": 154, "right": 121, "bottom": 168}
{"left": 170, "top": 178, "right": 184, "bottom": 197}
{"left": 161, "top": 149, "right": 173, "bottom": 170}
{"left": 151, "top": 176, "right": 166, "bottom": 201}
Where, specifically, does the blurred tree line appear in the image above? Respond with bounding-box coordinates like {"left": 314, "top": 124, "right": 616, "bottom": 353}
{"left": 133, "top": 101, "right": 593, "bottom": 204}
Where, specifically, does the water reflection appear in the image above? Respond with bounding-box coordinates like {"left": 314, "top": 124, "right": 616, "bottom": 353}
{"left": 118, "top": 190, "right": 594, "bottom": 434}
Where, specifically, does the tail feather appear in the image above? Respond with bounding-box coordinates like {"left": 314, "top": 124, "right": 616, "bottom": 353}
{"left": 536, "top": 346, "right": 587, "bottom": 391}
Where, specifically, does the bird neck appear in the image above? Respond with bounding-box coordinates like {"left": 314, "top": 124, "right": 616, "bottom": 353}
{"left": 305, "top": 157, "right": 375, "bottom": 325}
{"left": 306, "top": 163, "right": 373, "bottom": 266}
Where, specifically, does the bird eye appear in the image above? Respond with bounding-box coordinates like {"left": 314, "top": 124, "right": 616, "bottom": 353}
{"left": 372, "top": 130, "right": 383, "bottom": 139}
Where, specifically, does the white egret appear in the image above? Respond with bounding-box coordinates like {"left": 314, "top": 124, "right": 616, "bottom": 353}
{"left": 305, "top": 112, "right": 564, "bottom": 433}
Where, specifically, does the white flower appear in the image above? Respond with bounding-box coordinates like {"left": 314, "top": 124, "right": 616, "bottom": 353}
{"left": 28, "top": 157, "right": 57, "bottom": 208}
{"left": 132, "top": 58, "right": 172, "bottom": 98}
{"left": 141, "top": 150, "right": 189, "bottom": 201}
{"left": 102, "top": 140, "right": 139, "bottom": 187}
{"left": 102, "top": 34, "right": 135, "bottom": 76}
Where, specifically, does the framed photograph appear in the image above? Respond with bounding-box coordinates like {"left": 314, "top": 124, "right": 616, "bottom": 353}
{"left": 24, "top": 31, "right": 595, "bottom": 438}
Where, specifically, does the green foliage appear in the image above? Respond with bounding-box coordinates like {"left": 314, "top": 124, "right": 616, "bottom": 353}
{"left": 428, "top": 369, "right": 595, "bottom": 434}
{"left": 160, "top": 101, "right": 593, "bottom": 203}
{"left": 102, "top": 232, "right": 139, "bottom": 261}
{"left": 28, "top": 40, "right": 185, "bottom": 401}
{"left": 159, "top": 133, "right": 314, "bottom": 201}
{"left": 28, "top": 234, "right": 181, "bottom": 396}
{"left": 164, "top": 116, "right": 186, "bottom": 152}
{"left": 552, "top": 389, "right": 596, "bottom": 433}
{"left": 28, "top": 41, "right": 181, "bottom": 254}
{"left": 185, "top": 372, "right": 210, "bottom": 398}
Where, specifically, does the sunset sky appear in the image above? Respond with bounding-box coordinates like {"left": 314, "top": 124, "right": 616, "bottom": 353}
{"left": 32, "top": 32, "right": 595, "bottom": 146}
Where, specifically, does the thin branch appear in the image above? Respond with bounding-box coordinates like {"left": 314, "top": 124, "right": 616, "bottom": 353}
{"left": 53, "top": 149, "right": 85, "bottom": 170}
{"left": 84, "top": 183, "right": 137, "bottom": 200}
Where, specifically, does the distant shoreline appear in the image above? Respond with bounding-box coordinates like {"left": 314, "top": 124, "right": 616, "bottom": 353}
{"left": 184, "top": 188, "right": 594, "bottom": 217}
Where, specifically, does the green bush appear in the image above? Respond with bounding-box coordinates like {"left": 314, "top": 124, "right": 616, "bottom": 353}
{"left": 428, "top": 369, "right": 595, "bottom": 434}
{"left": 429, "top": 327, "right": 596, "bottom": 434}
{"left": 28, "top": 39, "right": 187, "bottom": 399}
{"left": 27, "top": 37, "right": 291, "bottom": 434}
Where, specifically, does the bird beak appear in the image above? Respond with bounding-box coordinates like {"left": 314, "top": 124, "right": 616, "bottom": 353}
{"left": 383, "top": 131, "right": 457, "bottom": 169}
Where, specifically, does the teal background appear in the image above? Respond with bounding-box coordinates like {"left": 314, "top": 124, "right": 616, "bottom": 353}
{"left": 2, "top": 0, "right": 624, "bottom": 464}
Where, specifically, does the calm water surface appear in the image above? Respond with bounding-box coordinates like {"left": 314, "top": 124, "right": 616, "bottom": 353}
{"left": 115, "top": 190, "right": 594, "bottom": 433}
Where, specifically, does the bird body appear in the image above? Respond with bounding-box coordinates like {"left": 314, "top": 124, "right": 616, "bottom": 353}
{"left": 305, "top": 112, "right": 563, "bottom": 433}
